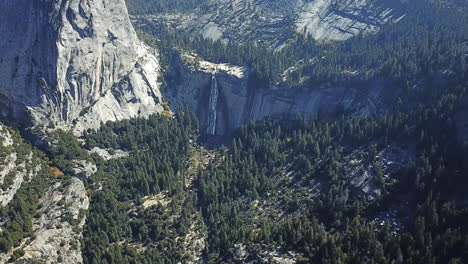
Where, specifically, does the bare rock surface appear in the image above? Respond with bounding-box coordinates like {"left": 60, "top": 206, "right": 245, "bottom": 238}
{"left": 234, "top": 243, "right": 301, "bottom": 264}
{"left": 297, "top": 0, "right": 405, "bottom": 42}
{"left": 19, "top": 178, "right": 90, "bottom": 263}
{"left": 0, "top": 123, "right": 89, "bottom": 263}
{"left": 0, "top": 0, "right": 163, "bottom": 134}
{"left": 346, "top": 144, "right": 413, "bottom": 200}
{"left": 164, "top": 53, "right": 400, "bottom": 136}
{"left": 88, "top": 147, "right": 129, "bottom": 160}
{"left": 71, "top": 159, "right": 97, "bottom": 178}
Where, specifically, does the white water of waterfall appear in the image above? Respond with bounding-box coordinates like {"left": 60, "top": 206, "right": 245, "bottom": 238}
{"left": 207, "top": 74, "right": 219, "bottom": 135}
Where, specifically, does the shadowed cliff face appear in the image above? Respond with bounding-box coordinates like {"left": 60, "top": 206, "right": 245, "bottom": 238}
{"left": 163, "top": 54, "right": 402, "bottom": 137}
{"left": 0, "top": 0, "right": 163, "bottom": 133}
{"left": 167, "top": 54, "right": 464, "bottom": 140}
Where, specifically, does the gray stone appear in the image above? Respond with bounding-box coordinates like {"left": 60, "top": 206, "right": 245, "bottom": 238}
{"left": 19, "top": 178, "right": 89, "bottom": 263}
{"left": 71, "top": 160, "right": 97, "bottom": 178}
{"left": 0, "top": 124, "right": 42, "bottom": 207}
{"left": 0, "top": 0, "right": 163, "bottom": 134}
{"left": 296, "top": 0, "right": 405, "bottom": 42}
{"left": 88, "top": 147, "right": 129, "bottom": 161}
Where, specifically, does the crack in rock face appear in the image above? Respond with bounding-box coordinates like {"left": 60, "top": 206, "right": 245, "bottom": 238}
{"left": 0, "top": 0, "right": 163, "bottom": 133}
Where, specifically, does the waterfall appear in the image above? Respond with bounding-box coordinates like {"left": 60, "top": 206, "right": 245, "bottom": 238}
{"left": 206, "top": 74, "right": 219, "bottom": 136}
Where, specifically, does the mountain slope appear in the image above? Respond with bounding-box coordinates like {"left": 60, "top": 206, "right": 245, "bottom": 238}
{"left": 0, "top": 123, "right": 89, "bottom": 263}
{"left": 130, "top": 0, "right": 404, "bottom": 47}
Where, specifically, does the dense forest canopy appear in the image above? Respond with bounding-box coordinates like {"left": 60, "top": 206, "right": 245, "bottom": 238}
{"left": 126, "top": 0, "right": 208, "bottom": 14}
{"left": 38, "top": 85, "right": 468, "bottom": 263}
{"left": 193, "top": 85, "right": 468, "bottom": 263}
{"left": 40, "top": 0, "right": 468, "bottom": 262}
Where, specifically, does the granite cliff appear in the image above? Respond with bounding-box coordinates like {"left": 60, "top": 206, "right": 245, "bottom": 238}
{"left": 0, "top": 0, "right": 163, "bottom": 133}
{"left": 163, "top": 53, "right": 402, "bottom": 137}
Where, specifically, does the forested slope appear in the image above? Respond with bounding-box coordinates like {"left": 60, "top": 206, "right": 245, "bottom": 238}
{"left": 0, "top": 124, "right": 89, "bottom": 263}
{"left": 69, "top": 86, "right": 468, "bottom": 263}
{"left": 195, "top": 85, "right": 468, "bottom": 263}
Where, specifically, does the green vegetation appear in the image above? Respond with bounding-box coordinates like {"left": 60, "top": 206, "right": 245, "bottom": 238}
{"left": 1, "top": 85, "right": 467, "bottom": 264}
{"left": 49, "top": 129, "right": 92, "bottom": 174}
{"left": 82, "top": 112, "right": 199, "bottom": 263}
{"left": 195, "top": 85, "right": 468, "bottom": 263}
{"left": 126, "top": 0, "right": 207, "bottom": 14}
{"left": 2, "top": 87, "right": 467, "bottom": 262}
{"left": 77, "top": 83, "right": 468, "bottom": 263}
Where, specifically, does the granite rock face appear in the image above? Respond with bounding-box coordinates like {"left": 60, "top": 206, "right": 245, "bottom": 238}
{"left": 133, "top": 0, "right": 405, "bottom": 47}
{"left": 296, "top": 0, "right": 405, "bottom": 42}
{"left": 0, "top": 0, "right": 163, "bottom": 133}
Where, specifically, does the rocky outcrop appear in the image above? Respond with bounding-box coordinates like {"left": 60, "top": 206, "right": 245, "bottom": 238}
{"left": 134, "top": 0, "right": 296, "bottom": 48}
{"left": 133, "top": 0, "right": 405, "bottom": 47}
{"left": 233, "top": 244, "right": 301, "bottom": 264}
{"left": 19, "top": 178, "right": 90, "bottom": 263}
{"left": 346, "top": 145, "right": 413, "bottom": 200}
{"left": 0, "top": 124, "right": 42, "bottom": 207}
{"left": 164, "top": 53, "right": 248, "bottom": 136}
{"left": 88, "top": 147, "right": 129, "bottom": 161}
{"left": 0, "top": 123, "right": 90, "bottom": 263}
{"left": 0, "top": 0, "right": 163, "bottom": 133}
{"left": 296, "top": 0, "right": 405, "bottom": 42}
{"left": 71, "top": 160, "right": 97, "bottom": 178}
